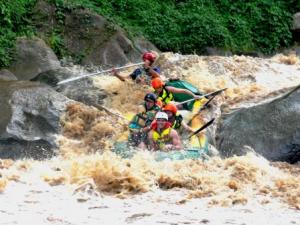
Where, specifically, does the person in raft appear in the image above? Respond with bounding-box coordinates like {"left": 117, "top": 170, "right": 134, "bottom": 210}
{"left": 128, "top": 93, "right": 162, "bottom": 148}
{"left": 151, "top": 77, "right": 201, "bottom": 106}
{"left": 162, "top": 103, "right": 194, "bottom": 133}
{"left": 112, "top": 51, "right": 160, "bottom": 85}
{"left": 148, "top": 112, "right": 182, "bottom": 151}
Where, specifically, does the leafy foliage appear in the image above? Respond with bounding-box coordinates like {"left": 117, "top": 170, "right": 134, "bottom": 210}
{"left": 48, "top": 32, "right": 65, "bottom": 58}
{"left": 0, "top": 0, "right": 298, "bottom": 68}
{"left": 86, "top": 0, "right": 296, "bottom": 54}
{"left": 0, "top": 0, "right": 36, "bottom": 67}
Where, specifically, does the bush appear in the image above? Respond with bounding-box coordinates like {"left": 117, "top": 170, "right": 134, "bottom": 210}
{"left": 0, "top": 0, "right": 298, "bottom": 68}
{"left": 87, "top": 0, "right": 296, "bottom": 54}
{"left": 0, "top": 1, "right": 36, "bottom": 67}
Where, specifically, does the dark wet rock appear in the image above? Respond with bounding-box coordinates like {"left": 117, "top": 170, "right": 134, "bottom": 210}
{"left": 0, "top": 69, "right": 17, "bottom": 81}
{"left": 292, "top": 12, "right": 300, "bottom": 30}
{"left": 205, "top": 47, "right": 232, "bottom": 57}
{"left": 0, "top": 138, "right": 53, "bottom": 160}
{"left": 292, "top": 13, "right": 300, "bottom": 42}
{"left": 0, "top": 81, "right": 72, "bottom": 159}
{"left": 205, "top": 47, "right": 263, "bottom": 58}
{"left": 292, "top": 46, "right": 300, "bottom": 57}
{"left": 32, "top": 68, "right": 108, "bottom": 106}
{"left": 57, "top": 79, "right": 107, "bottom": 107}
{"left": 216, "top": 85, "right": 300, "bottom": 163}
{"left": 31, "top": 68, "right": 73, "bottom": 87}
{"left": 8, "top": 37, "right": 60, "bottom": 80}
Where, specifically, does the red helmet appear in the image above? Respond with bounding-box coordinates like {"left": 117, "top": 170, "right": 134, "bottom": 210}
{"left": 151, "top": 78, "right": 164, "bottom": 89}
{"left": 142, "top": 52, "right": 156, "bottom": 63}
{"left": 163, "top": 103, "right": 177, "bottom": 115}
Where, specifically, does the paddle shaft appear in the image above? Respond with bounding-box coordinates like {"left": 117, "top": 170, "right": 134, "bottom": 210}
{"left": 94, "top": 104, "right": 129, "bottom": 122}
{"left": 175, "top": 88, "right": 227, "bottom": 106}
{"left": 57, "top": 62, "right": 144, "bottom": 85}
{"left": 188, "top": 118, "right": 215, "bottom": 139}
{"left": 188, "top": 91, "right": 221, "bottom": 123}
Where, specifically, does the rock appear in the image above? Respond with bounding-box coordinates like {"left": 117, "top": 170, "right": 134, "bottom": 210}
{"left": 8, "top": 37, "right": 60, "bottom": 80}
{"left": 31, "top": 67, "right": 73, "bottom": 87}
{"left": 292, "top": 12, "right": 300, "bottom": 30}
{"left": 0, "top": 80, "right": 72, "bottom": 159}
{"left": 62, "top": 9, "right": 152, "bottom": 66}
{"left": 0, "top": 69, "right": 17, "bottom": 81}
{"left": 83, "top": 30, "right": 140, "bottom": 66}
{"left": 57, "top": 79, "right": 107, "bottom": 107}
{"left": 216, "top": 85, "right": 300, "bottom": 163}
{"left": 32, "top": 68, "right": 108, "bottom": 107}
{"left": 292, "top": 13, "right": 300, "bottom": 42}
{"left": 205, "top": 47, "right": 232, "bottom": 56}
{"left": 134, "top": 37, "right": 160, "bottom": 54}
{"left": 0, "top": 138, "right": 53, "bottom": 160}
{"left": 32, "top": 0, "right": 158, "bottom": 66}
{"left": 294, "top": 47, "right": 300, "bottom": 56}
{"left": 30, "top": 0, "right": 56, "bottom": 34}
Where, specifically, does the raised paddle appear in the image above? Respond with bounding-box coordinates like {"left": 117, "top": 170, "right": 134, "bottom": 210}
{"left": 175, "top": 88, "right": 227, "bottom": 107}
{"left": 57, "top": 62, "right": 144, "bottom": 85}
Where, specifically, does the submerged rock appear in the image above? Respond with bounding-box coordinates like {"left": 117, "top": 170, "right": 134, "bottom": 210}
{"left": 216, "top": 85, "right": 300, "bottom": 163}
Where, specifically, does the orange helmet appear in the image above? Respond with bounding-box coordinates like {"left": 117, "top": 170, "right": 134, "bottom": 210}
{"left": 151, "top": 78, "right": 164, "bottom": 89}
{"left": 163, "top": 103, "right": 177, "bottom": 115}
{"left": 142, "top": 52, "right": 156, "bottom": 63}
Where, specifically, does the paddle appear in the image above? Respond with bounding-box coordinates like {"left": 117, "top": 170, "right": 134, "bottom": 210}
{"left": 188, "top": 118, "right": 215, "bottom": 139}
{"left": 188, "top": 88, "right": 227, "bottom": 123}
{"left": 175, "top": 88, "right": 227, "bottom": 107}
{"left": 57, "top": 62, "right": 144, "bottom": 85}
{"left": 94, "top": 104, "right": 129, "bottom": 122}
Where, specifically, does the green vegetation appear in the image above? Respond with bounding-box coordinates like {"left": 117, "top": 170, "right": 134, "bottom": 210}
{"left": 0, "top": 0, "right": 299, "bottom": 68}
{"left": 0, "top": 1, "right": 36, "bottom": 67}
{"left": 83, "top": 0, "right": 298, "bottom": 54}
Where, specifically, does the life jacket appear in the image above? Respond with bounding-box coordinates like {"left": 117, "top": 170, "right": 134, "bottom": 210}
{"left": 129, "top": 104, "right": 160, "bottom": 130}
{"left": 157, "top": 86, "right": 174, "bottom": 105}
{"left": 151, "top": 121, "right": 172, "bottom": 149}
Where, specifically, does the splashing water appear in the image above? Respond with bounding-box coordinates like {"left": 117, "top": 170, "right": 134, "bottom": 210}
{"left": 1, "top": 53, "right": 300, "bottom": 224}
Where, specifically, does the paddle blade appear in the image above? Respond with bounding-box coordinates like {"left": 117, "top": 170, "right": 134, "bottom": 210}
{"left": 188, "top": 118, "right": 215, "bottom": 139}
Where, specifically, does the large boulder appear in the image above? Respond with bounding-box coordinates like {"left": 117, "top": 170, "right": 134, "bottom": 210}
{"left": 8, "top": 37, "right": 60, "bottom": 80}
{"left": 31, "top": 67, "right": 75, "bottom": 87}
{"left": 62, "top": 9, "right": 138, "bottom": 66}
{"left": 31, "top": 68, "right": 108, "bottom": 107}
{"left": 0, "top": 80, "right": 72, "bottom": 159}
{"left": 216, "top": 85, "right": 300, "bottom": 163}
{"left": 32, "top": 0, "right": 159, "bottom": 66}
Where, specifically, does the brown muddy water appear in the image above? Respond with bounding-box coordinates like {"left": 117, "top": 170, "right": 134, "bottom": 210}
{"left": 1, "top": 53, "right": 300, "bottom": 225}
{"left": 0, "top": 153, "right": 299, "bottom": 225}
